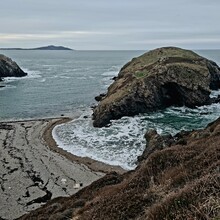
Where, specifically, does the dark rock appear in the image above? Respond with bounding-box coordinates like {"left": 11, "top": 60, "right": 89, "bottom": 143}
{"left": 0, "top": 54, "right": 27, "bottom": 80}
{"left": 93, "top": 47, "right": 220, "bottom": 127}
{"left": 90, "top": 104, "right": 97, "bottom": 109}
{"left": 137, "top": 129, "right": 174, "bottom": 163}
{"left": 95, "top": 93, "right": 106, "bottom": 102}
{"left": 0, "top": 123, "right": 13, "bottom": 130}
{"left": 208, "top": 94, "right": 220, "bottom": 105}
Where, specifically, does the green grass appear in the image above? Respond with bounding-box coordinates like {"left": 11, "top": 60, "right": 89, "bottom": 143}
{"left": 134, "top": 71, "right": 146, "bottom": 78}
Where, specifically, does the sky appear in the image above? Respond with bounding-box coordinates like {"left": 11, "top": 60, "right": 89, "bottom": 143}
{"left": 0, "top": 0, "right": 220, "bottom": 50}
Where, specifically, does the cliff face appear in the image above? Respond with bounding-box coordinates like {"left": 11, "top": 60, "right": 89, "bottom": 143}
{"left": 93, "top": 47, "right": 220, "bottom": 127}
{"left": 0, "top": 54, "right": 27, "bottom": 80}
{"left": 19, "top": 117, "right": 220, "bottom": 220}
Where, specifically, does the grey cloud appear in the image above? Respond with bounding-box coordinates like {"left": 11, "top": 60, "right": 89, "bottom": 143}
{"left": 0, "top": 0, "right": 219, "bottom": 49}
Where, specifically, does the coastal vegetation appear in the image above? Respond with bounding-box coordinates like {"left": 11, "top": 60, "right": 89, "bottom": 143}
{"left": 19, "top": 117, "right": 220, "bottom": 220}
{"left": 18, "top": 47, "right": 220, "bottom": 219}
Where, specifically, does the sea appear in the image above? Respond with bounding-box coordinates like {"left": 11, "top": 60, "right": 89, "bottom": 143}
{"left": 1, "top": 49, "right": 220, "bottom": 170}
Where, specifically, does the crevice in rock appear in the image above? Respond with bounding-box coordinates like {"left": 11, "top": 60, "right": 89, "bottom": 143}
{"left": 8, "top": 167, "right": 19, "bottom": 174}
{"left": 20, "top": 124, "right": 30, "bottom": 145}
{"left": 0, "top": 176, "right": 6, "bottom": 192}
{"left": 26, "top": 189, "right": 52, "bottom": 206}
{"left": 26, "top": 170, "right": 44, "bottom": 185}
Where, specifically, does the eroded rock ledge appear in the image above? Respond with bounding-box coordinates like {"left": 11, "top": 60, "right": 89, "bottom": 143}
{"left": 0, "top": 54, "right": 27, "bottom": 81}
{"left": 93, "top": 47, "right": 220, "bottom": 127}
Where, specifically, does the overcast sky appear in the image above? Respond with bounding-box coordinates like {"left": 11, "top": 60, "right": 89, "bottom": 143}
{"left": 0, "top": 0, "right": 220, "bottom": 50}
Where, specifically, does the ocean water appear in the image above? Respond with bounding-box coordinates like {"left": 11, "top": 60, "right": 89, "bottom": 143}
{"left": 1, "top": 49, "right": 220, "bottom": 170}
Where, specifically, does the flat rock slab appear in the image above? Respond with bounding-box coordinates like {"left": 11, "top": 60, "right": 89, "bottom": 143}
{"left": 0, "top": 119, "right": 104, "bottom": 220}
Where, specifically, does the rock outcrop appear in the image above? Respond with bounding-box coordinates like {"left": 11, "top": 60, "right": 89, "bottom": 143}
{"left": 0, "top": 54, "right": 27, "bottom": 80}
{"left": 93, "top": 47, "right": 220, "bottom": 127}
{"left": 19, "top": 117, "right": 220, "bottom": 220}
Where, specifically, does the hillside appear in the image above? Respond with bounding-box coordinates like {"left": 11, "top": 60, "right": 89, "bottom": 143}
{"left": 18, "top": 47, "right": 220, "bottom": 220}
{"left": 0, "top": 45, "right": 73, "bottom": 51}
{"left": 19, "top": 117, "right": 220, "bottom": 220}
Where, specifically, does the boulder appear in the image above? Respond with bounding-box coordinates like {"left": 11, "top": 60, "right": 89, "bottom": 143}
{"left": 0, "top": 54, "right": 27, "bottom": 80}
{"left": 93, "top": 47, "right": 220, "bottom": 127}
{"left": 94, "top": 93, "right": 106, "bottom": 102}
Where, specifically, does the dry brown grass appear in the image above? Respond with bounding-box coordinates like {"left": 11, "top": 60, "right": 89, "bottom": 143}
{"left": 19, "top": 118, "right": 220, "bottom": 220}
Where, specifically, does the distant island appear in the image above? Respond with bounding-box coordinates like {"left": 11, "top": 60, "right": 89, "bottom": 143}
{"left": 0, "top": 45, "right": 73, "bottom": 51}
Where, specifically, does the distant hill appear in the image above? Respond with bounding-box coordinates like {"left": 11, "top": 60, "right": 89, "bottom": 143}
{"left": 0, "top": 45, "right": 73, "bottom": 51}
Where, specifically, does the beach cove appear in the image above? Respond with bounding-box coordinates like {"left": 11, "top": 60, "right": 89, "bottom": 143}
{"left": 0, "top": 49, "right": 220, "bottom": 219}
{"left": 0, "top": 117, "right": 125, "bottom": 219}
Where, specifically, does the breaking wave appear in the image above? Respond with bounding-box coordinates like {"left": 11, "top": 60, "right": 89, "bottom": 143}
{"left": 53, "top": 94, "right": 220, "bottom": 170}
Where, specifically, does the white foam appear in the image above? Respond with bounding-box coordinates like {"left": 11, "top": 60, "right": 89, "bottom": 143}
{"left": 2, "top": 69, "right": 41, "bottom": 84}
{"left": 2, "top": 77, "right": 20, "bottom": 82}
{"left": 21, "top": 68, "right": 42, "bottom": 79}
{"left": 52, "top": 101, "right": 220, "bottom": 170}
{"left": 101, "top": 71, "right": 118, "bottom": 77}
{"left": 99, "top": 67, "right": 120, "bottom": 89}
{"left": 53, "top": 112, "right": 146, "bottom": 170}
{"left": 0, "top": 84, "right": 17, "bottom": 90}
{"left": 210, "top": 89, "right": 220, "bottom": 98}
{"left": 39, "top": 78, "right": 46, "bottom": 83}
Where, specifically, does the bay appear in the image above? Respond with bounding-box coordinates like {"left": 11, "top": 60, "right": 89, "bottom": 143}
{"left": 1, "top": 49, "right": 220, "bottom": 169}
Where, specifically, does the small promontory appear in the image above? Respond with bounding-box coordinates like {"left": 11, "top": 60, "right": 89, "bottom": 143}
{"left": 0, "top": 54, "right": 27, "bottom": 80}
{"left": 93, "top": 47, "right": 220, "bottom": 127}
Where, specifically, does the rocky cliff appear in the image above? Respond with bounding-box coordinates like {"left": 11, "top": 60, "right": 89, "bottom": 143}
{"left": 93, "top": 47, "right": 220, "bottom": 127}
{"left": 18, "top": 47, "right": 220, "bottom": 220}
{"left": 19, "top": 117, "right": 220, "bottom": 220}
{"left": 0, "top": 54, "right": 27, "bottom": 80}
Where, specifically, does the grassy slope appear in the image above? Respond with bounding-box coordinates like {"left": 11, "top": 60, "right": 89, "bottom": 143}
{"left": 19, "top": 118, "right": 220, "bottom": 220}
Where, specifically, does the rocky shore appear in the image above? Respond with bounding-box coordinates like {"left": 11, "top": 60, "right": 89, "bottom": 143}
{"left": 0, "top": 54, "right": 27, "bottom": 81}
{"left": 17, "top": 47, "right": 220, "bottom": 220}
{"left": 93, "top": 47, "right": 220, "bottom": 127}
{"left": 19, "top": 117, "right": 220, "bottom": 220}
{"left": 0, "top": 118, "right": 106, "bottom": 219}
{"left": 1, "top": 47, "right": 219, "bottom": 219}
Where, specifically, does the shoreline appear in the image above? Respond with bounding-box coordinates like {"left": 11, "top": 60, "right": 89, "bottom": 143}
{"left": 43, "top": 117, "right": 126, "bottom": 174}
{"left": 1, "top": 115, "right": 126, "bottom": 174}
{"left": 0, "top": 117, "right": 114, "bottom": 219}
{"left": 0, "top": 116, "right": 125, "bottom": 219}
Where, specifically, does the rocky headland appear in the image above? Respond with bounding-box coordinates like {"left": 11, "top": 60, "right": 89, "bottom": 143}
{"left": 18, "top": 47, "right": 220, "bottom": 220}
{"left": 0, "top": 54, "right": 27, "bottom": 81}
{"left": 93, "top": 47, "right": 220, "bottom": 127}
{"left": 19, "top": 117, "right": 220, "bottom": 220}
